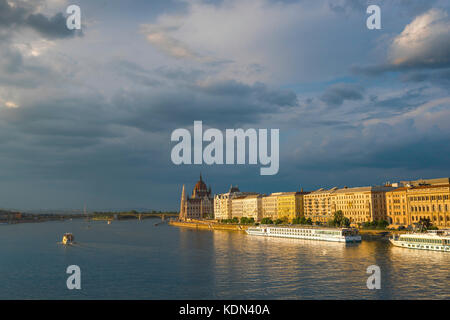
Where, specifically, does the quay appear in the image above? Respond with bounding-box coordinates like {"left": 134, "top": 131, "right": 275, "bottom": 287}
{"left": 169, "top": 219, "right": 249, "bottom": 232}
{"left": 169, "top": 219, "right": 400, "bottom": 241}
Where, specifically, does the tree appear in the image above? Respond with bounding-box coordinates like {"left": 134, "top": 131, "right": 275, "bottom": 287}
{"left": 342, "top": 217, "right": 351, "bottom": 227}
{"left": 417, "top": 217, "right": 432, "bottom": 232}
{"left": 377, "top": 219, "right": 389, "bottom": 229}
{"left": 240, "top": 217, "right": 255, "bottom": 225}
{"left": 261, "top": 218, "right": 273, "bottom": 225}
{"left": 333, "top": 211, "right": 344, "bottom": 226}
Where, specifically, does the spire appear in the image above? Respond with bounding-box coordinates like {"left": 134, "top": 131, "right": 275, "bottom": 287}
{"left": 200, "top": 173, "right": 203, "bottom": 182}
{"left": 179, "top": 184, "right": 186, "bottom": 220}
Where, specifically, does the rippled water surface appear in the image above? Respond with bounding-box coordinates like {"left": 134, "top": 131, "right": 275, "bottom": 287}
{"left": 0, "top": 219, "right": 448, "bottom": 299}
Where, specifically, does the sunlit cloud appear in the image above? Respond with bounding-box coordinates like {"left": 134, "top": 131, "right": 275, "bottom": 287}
{"left": 4, "top": 101, "right": 19, "bottom": 108}
{"left": 389, "top": 8, "right": 450, "bottom": 68}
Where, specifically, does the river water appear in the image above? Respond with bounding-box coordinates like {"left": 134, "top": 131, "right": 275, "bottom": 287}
{"left": 0, "top": 219, "right": 448, "bottom": 299}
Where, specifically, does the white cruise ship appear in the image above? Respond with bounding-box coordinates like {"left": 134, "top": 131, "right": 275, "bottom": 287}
{"left": 246, "top": 225, "right": 361, "bottom": 243}
{"left": 390, "top": 230, "right": 450, "bottom": 252}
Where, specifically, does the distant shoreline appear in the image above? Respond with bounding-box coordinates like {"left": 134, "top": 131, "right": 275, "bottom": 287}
{"left": 0, "top": 211, "right": 178, "bottom": 225}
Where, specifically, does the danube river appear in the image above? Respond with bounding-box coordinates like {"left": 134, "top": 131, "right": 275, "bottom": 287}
{"left": 0, "top": 219, "right": 448, "bottom": 299}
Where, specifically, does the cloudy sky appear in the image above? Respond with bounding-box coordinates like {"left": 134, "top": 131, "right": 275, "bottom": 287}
{"left": 1, "top": 0, "right": 449, "bottom": 211}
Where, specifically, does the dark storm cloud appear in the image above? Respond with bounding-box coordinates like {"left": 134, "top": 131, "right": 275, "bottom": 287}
{"left": 0, "top": 46, "right": 23, "bottom": 73}
{"left": 328, "top": 0, "right": 367, "bottom": 14}
{"left": 400, "top": 69, "right": 450, "bottom": 89}
{"left": 352, "top": 60, "right": 450, "bottom": 77}
{"left": 362, "top": 136, "right": 450, "bottom": 170}
{"left": 113, "top": 60, "right": 162, "bottom": 87}
{"left": 0, "top": 46, "right": 65, "bottom": 89}
{"left": 364, "top": 87, "right": 426, "bottom": 114}
{"left": 0, "top": 0, "right": 80, "bottom": 39}
{"left": 0, "top": 72, "right": 299, "bottom": 187}
{"left": 198, "top": 80, "right": 297, "bottom": 106}
{"left": 25, "top": 12, "right": 79, "bottom": 39}
{"left": 113, "top": 79, "right": 298, "bottom": 132}
{"left": 320, "top": 83, "right": 364, "bottom": 106}
{"left": 287, "top": 120, "right": 450, "bottom": 173}
{"left": 0, "top": 0, "right": 27, "bottom": 27}
{"left": 6, "top": 98, "right": 116, "bottom": 139}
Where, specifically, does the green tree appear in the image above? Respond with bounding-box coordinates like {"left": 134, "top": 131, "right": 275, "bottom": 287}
{"left": 377, "top": 219, "right": 389, "bottom": 229}
{"left": 240, "top": 217, "right": 255, "bottom": 224}
{"left": 261, "top": 218, "right": 273, "bottom": 224}
{"left": 417, "top": 217, "right": 432, "bottom": 231}
{"left": 333, "top": 210, "right": 344, "bottom": 226}
{"left": 274, "top": 218, "right": 284, "bottom": 225}
{"left": 331, "top": 210, "right": 349, "bottom": 227}
{"left": 342, "top": 217, "right": 351, "bottom": 227}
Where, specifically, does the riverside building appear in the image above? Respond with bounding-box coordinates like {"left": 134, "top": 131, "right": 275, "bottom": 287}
{"left": 304, "top": 188, "right": 338, "bottom": 223}
{"left": 304, "top": 186, "right": 393, "bottom": 225}
{"left": 179, "top": 174, "right": 214, "bottom": 220}
{"left": 273, "top": 191, "right": 309, "bottom": 221}
{"left": 214, "top": 186, "right": 258, "bottom": 220}
{"left": 386, "top": 179, "right": 450, "bottom": 228}
{"left": 261, "top": 193, "right": 278, "bottom": 220}
{"left": 229, "top": 194, "right": 263, "bottom": 221}
{"left": 331, "top": 186, "right": 393, "bottom": 224}
{"left": 242, "top": 194, "right": 264, "bottom": 221}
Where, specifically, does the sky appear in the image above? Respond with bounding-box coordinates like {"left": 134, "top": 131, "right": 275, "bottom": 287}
{"left": 0, "top": 0, "right": 449, "bottom": 211}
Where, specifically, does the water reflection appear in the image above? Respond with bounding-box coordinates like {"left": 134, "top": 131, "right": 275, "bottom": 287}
{"left": 207, "top": 230, "right": 450, "bottom": 299}
{"left": 0, "top": 220, "right": 448, "bottom": 299}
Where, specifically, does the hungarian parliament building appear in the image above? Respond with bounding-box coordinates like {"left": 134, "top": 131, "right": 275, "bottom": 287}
{"left": 179, "top": 174, "right": 214, "bottom": 220}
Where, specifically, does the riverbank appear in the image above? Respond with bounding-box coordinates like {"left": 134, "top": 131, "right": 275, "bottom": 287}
{"left": 169, "top": 220, "right": 410, "bottom": 240}
{"left": 169, "top": 220, "right": 248, "bottom": 232}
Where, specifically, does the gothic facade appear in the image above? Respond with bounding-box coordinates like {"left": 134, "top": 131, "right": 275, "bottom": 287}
{"left": 179, "top": 175, "right": 213, "bottom": 220}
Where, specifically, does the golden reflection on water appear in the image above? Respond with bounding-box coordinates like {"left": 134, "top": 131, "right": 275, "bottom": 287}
{"left": 200, "top": 229, "right": 450, "bottom": 299}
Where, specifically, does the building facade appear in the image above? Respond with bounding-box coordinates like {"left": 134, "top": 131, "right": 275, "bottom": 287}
{"left": 331, "top": 186, "right": 392, "bottom": 224}
{"left": 179, "top": 175, "right": 213, "bottom": 220}
{"left": 305, "top": 186, "right": 392, "bottom": 224}
{"left": 242, "top": 195, "right": 263, "bottom": 221}
{"left": 261, "top": 194, "right": 278, "bottom": 220}
{"left": 272, "top": 191, "right": 308, "bottom": 221}
{"left": 304, "top": 188, "right": 338, "bottom": 223}
{"left": 214, "top": 186, "right": 258, "bottom": 220}
{"left": 214, "top": 185, "right": 242, "bottom": 220}
{"left": 387, "top": 183, "right": 450, "bottom": 228}
{"left": 231, "top": 196, "right": 245, "bottom": 219}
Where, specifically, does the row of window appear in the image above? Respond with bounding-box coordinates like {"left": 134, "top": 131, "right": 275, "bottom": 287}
{"left": 411, "top": 215, "right": 447, "bottom": 222}
{"left": 409, "top": 195, "right": 449, "bottom": 201}
{"left": 411, "top": 204, "right": 449, "bottom": 212}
